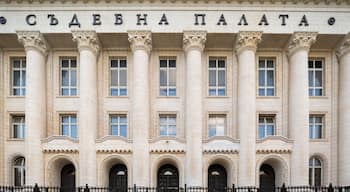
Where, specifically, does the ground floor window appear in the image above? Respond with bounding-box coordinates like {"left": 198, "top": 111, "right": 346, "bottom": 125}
{"left": 208, "top": 164, "right": 227, "bottom": 192}
{"left": 157, "top": 164, "right": 179, "bottom": 192}
{"left": 109, "top": 164, "right": 128, "bottom": 192}
{"left": 13, "top": 157, "right": 25, "bottom": 186}
{"left": 309, "top": 157, "right": 322, "bottom": 186}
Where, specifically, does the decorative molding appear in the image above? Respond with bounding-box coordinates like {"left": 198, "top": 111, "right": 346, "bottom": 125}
{"left": 95, "top": 135, "right": 132, "bottom": 143}
{"left": 72, "top": 30, "right": 100, "bottom": 56}
{"left": 287, "top": 31, "right": 317, "bottom": 57}
{"left": 41, "top": 135, "right": 79, "bottom": 143}
{"left": 203, "top": 149, "right": 239, "bottom": 154}
{"left": 149, "top": 136, "right": 186, "bottom": 143}
{"left": 235, "top": 31, "right": 262, "bottom": 54}
{"left": 17, "top": 31, "right": 48, "bottom": 56}
{"left": 336, "top": 33, "right": 350, "bottom": 60}
{"left": 256, "top": 135, "right": 294, "bottom": 144}
{"left": 202, "top": 136, "right": 240, "bottom": 143}
{"left": 127, "top": 30, "right": 152, "bottom": 53}
{"left": 96, "top": 149, "right": 132, "bottom": 153}
{"left": 183, "top": 31, "right": 207, "bottom": 52}
{"left": 43, "top": 149, "right": 78, "bottom": 153}
{"left": 256, "top": 149, "right": 292, "bottom": 154}
{"left": 150, "top": 149, "right": 185, "bottom": 153}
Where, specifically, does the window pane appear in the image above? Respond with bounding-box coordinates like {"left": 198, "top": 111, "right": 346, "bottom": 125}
{"left": 208, "top": 126, "right": 216, "bottom": 137}
{"left": 259, "top": 60, "right": 265, "bottom": 68}
{"left": 315, "top": 71, "right": 322, "bottom": 86}
{"left": 22, "top": 71, "right": 26, "bottom": 86}
{"left": 120, "top": 125, "right": 127, "bottom": 137}
{"left": 62, "top": 125, "right": 69, "bottom": 136}
{"left": 315, "top": 61, "right": 322, "bottom": 68}
{"left": 259, "top": 125, "right": 265, "bottom": 139}
{"left": 110, "top": 116, "right": 118, "bottom": 123}
{"left": 160, "top": 88, "right": 167, "bottom": 96}
{"left": 218, "top": 89, "right": 225, "bottom": 96}
{"left": 315, "top": 125, "right": 322, "bottom": 138}
{"left": 71, "top": 70, "right": 77, "bottom": 86}
{"left": 120, "top": 60, "right": 127, "bottom": 68}
{"left": 309, "top": 168, "right": 313, "bottom": 185}
{"left": 209, "top": 70, "right": 216, "bottom": 86}
{"left": 71, "top": 125, "right": 77, "bottom": 138}
{"left": 111, "top": 89, "right": 118, "bottom": 96}
{"left": 267, "top": 88, "right": 274, "bottom": 96}
{"left": 267, "top": 70, "right": 274, "bottom": 86}
{"left": 120, "top": 70, "right": 127, "bottom": 86}
{"left": 218, "top": 60, "right": 225, "bottom": 68}
{"left": 169, "top": 88, "right": 176, "bottom": 96}
{"left": 267, "top": 60, "right": 274, "bottom": 68}
{"left": 111, "top": 70, "right": 118, "bottom": 86}
{"left": 160, "top": 125, "right": 167, "bottom": 136}
{"left": 61, "top": 70, "right": 69, "bottom": 86}
{"left": 209, "top": 89, "right": 216, "bottom": 96}
{"left": 160, "top": 70, "right": 167, "bottom": 86}
{"left": 111, "top": 60, "right": 118, "bottom": 68}
{"left": 259, "top": 70, "right": 265, "bottom": 86}
{"left": 218, "top": 70, "right": 225, "bottom": 86}
{"left": 169, "top": 125, "right": 176, "bottom": 136}
{"left": 209, "top": 60, "right": 216, "bottom": 68}
{"left": 111, "top": 125, "right": 118, "bottom": 135}
{"left": 13, "top": 71, "right": 20, "bottom": 86}
{"left": 308, "top": 71, "right": 314, "bottom": 86}
{"left": 267, "top": 125, "right": 274, "bottom": 136}
{"left": 315, "top": 168, "right": 322, "bottom": 186}
{"left": 160, "top": 60, "right": 167, "bottom": 68}
{"left": 169, "top": 69, "right": 176, "bottom": 86}
{"left": 259, "top": 88, "right": 265, "bottom": 96}
{"left": 62, "top": 88, "right": 69, "bottom": 96}
{"left": 120, "top": 88, "right": 127, "bottom": 96}
{"left": 70, "top": 60, "right": 77, "bottom": 68}
{"left": 169, "top": 60, "right": 176, "bottom": 68}
{"left": 61, "top": 60, "right": 69, "bottom": 68}
{"left": 14, "top": 168, "right": 21, "bottom": 186}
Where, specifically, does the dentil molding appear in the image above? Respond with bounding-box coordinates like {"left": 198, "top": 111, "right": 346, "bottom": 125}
{"left": 127, "top": 30, "right": 152, "bottom": 53}
{"left": 17, "top": 31, "right": 48, "bottom": 56}
{"left": 235, "top": 31, "right": 262, "bottom": 54}
{"left": 72, "top": 30, "right": 101, "bottom": 56}
{"left": 287, "top": 31, "right": 317, "bottom": 57}
{"left": 183, "top": 30, "right": 207, "bottom": 52}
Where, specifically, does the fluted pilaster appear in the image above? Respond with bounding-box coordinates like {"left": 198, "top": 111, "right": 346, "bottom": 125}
{"left": 17, "top": 31, "right": 48, "bottom": 185}
{"left": 235, "top": 31, "right": 262, "bottom": 186}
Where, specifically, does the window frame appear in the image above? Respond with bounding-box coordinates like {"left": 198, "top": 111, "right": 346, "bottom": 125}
{"left": 59, "top": 57, "right": 78, "bottom": 96}
{"left": 258, "top": 115, "right": 276, "bottom": 139}
{"left": 10, "top": 114, "right": 25, "bottom": 139}
{"left": 308, "top": 58, "right": 324, "bottom": 97}
{"left": 208, "top": 57, "right": 226, "bottom": 97}
{"left": 159, "top": 114, "right": 177, "bottom": 137}
{"left": 207, "top": 114, "right": 226, "bottom": 137}
{"left": 13, "top": 157, "right": 25, "bottom": 186}
{"left": 159, "top": 57, "right": 177, "bottom": 97}
{"left": 59, "top": 114, "right": 77, "bottom": 138}
{"left": 109, "top": 57, "right": 128, "bottom": 96}
{"left": 309, "top": 114, "right": 324, "bottom": 139}
{"left": 109, "top": 113, "right": 128, "bottom": 137}
{"left": 10, "top": 57, "right": 26, "bottom": 96}
{"left": 257, "top": 57, "right": 275, "bottom": 96}
{"left": 309, "top": 157, "right": 323, "bottom": 186}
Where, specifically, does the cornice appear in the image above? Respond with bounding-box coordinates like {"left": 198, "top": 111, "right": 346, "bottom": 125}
{"left": 72, "top": 30, "right": 101, "bottom": 56}
{"left": 16, "top": 31, "right": 48, "bottom": 56}
{"left": 235, "top": 31, "right": 262, "bottom": 55}
{"left": 127, "top": 30, "right": 152, "bottom": 54}
{"left": 336, "top": 33, "right": 350, "bottom": 60}
{"left": 183, "top": 30, "right": 207, "bottom": 52}
{"left": 287, "top": 31, "right": 317, "bottom": 57}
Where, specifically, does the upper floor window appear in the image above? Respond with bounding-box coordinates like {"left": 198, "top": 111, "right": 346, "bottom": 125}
{"left": 159, "top": 58, "right": 176, "bottom": 96}
{"left": 11, "top": 115, "right": 25, "bottom": 139}
{"left": 258, "top": 58, "right": 275, "bottom": 96}
{"left": 60, "top": 114, "right": 77, "bottom": 138}
{"left": 60, "top": 58, "right": 77, "bottom": 96}
{"left": 208, "top": 58, "right": 226, "bottom": 96}
{"left": 11, "top": 58, "right": 26, "bottom": 96}
{"left": 159, "top": 114, "right": 176, "bottom": 136}
{"left": 110, "top": 58, "right": 127, "bottom": 96}
{"left": 258, "top": 115, "right": 275, "bottom": 139}
{"left": 309, "top": 115, "right": 323, "bottom": 139}
{"left": 208, "top": 114, "right": 226, "bottom": 137}
{"left": 309, "top": 157, "right": 322, "bottom": 186}
{"left": 110, "top": 114, "right": 127, "bottom": 137}
{"left": 13, "top": 157, "right": 25, "bottom": 186}
{"left": 308, "top": 59, "right": 324, "bottom": 96}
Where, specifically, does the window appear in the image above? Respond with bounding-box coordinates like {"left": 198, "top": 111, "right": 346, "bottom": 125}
{"left": 159, "top": 58, "right": 176, "bottom": 96}
{"left": 258, "top": 58, "right": 275, "bottom": 96}
{"left": 11, "top": 115, "right": 25, "bottom": 139}
{"left": 13, "top": 157, "right": 25, "bottom": 186}
{"left": 110, "top": 58, "right": 127, "bottom": 96}
{"left": 208, "top": 114, "right": 226, "bottom": 137}
{"left": 109, "top": 114, "right": 127, "bottom": 137}
{"left": 309, "top": 115, "right": 323, "bottom": 139}
{"left": 60, "top": 114, "right": 77, "bottom": 138}
{"left": 159, "top": 114, "right": 176, "bottom": 136}
{"left": 258, "top": 115, "right": 275, "bottom": 139}
{"left": 308, "top": 59, "right": 324, "bottom": 96}
{"left": 309, "top": 157, "right": 322, "bottom": 186}
{"left": 11, "top": 58, "right": 26, "bottom": 96}
{"left": 60, "top": 58, "right": 77, "bottom": 96}
{"left": 208, "top": 58, "right": 226, "bottom": 96}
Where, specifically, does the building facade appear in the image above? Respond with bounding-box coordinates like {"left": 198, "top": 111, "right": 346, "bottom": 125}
{"left": 0, "top": 0, "right": 350, "bottom": 190}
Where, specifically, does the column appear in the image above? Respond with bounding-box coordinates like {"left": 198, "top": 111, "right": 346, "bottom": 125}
{"left": 128, "top": 31, "right": 152, "bottom": 186}
{"left": 17, "top": 31, "right": 48, "bottom": 185}
{"left": 336, "top": 33, "right": 350, "bottom": 185}
{"left": 287, "top": 32, "right": 317, "bottom": 185}
{"left": 183, "top": 31, "right": 206, "bottom": 186}
{"left": 72, "top": 31, "right": 100, "bottom": 186}
{"left": 235, "top": 31, "right": 262, "bottom": 186}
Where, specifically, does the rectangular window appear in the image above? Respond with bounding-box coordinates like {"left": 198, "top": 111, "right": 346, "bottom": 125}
{"left": 11, "top": 115, "right": 25, "bottom": 139}
{"left": 309, "top": 115, "right": 323, "bottom": 139}
{"left": 11, "top": 58, "right": 26, "bottom": 96}
{"left": 308, "top": 59, "right": 324, "bottom": 96}
{"left": 60, "top": 58, "right": 77, "bottom": 96}
{"left": 159, "top": 114, "right": 176, "bottom": 136}
{"left": 159, "top": 58, "right": 176, "bottom": 96}
{"left": 110, "top": 58, "right": 127, "bottom": 96}
{"left": 60, "top": 114, "right": 77, "bottom": 138}
{"left": 258, "top": 115, "right": 275, "bottom": 139}
{"left": 208, "top": 114, "right": 226, "bottom": 137}
{"left": 208, "top": 58, "right": 226, "bottom": 96}
{"left": 258, "top": 58, "right": 275, "bottom": 96}
{"left": 109, "top": 114, "right": 127, "bottom": 137}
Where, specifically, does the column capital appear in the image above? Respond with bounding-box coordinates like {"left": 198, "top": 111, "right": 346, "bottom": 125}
{"left": 183, "top": 31, "right": 207, "bottom": 52}
{"left": 72, "top": 30, "right": 100, "bottom": 56}
{"left": 336, "top": 33, "right": 350, "bottom": 60}
{"left": 235, "top": 31, "right": 262, "bottom": 55}
{"left": 128, "top": 30, "right": 152, "bottom": 53}
{"left": 287, "top": 32, "right": 317, "bottom": 57}
{"left": 17, "top": 31, "right": 48, "bottom": 56}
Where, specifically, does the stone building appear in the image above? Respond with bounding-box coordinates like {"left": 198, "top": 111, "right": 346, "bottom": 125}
{"left": 0, "top": 0, "right": 350, "bottom": 190}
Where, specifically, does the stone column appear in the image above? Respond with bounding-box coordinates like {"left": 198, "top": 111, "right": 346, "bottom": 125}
{"left": 235, "top": 31, "right": 262, "bottom": 186}
{"left": 128, "top": 31, "right": 152, "bottom": 186}
{"left": 287, "top": 32, "right": 317, "bottom": 186}
{"left": 183, "top": 31, "right": 206, "bottom": 186}
{"left": 336, "top": 33, "right": 350, "bottom": 185}
{"left": 17, "top": 31, "right": 48, "bottom": 185}
{"left": 72, "top": 31, "right": 100, "bottom": 186}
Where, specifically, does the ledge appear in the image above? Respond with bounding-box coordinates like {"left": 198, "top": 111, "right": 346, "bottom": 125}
{"left": 42, "top": 135, "right": 79, "bottom": 143}
{"left": 203, "top": 136, "right": 239, "bottom": 143}
{"left": 149, "top": 136, "right": 186, "bottom": 143}
{"left": 256, "top": 135, "right": 293, "bottom": 143}
{"left": 96, "top": 135, "right": 132, "bottom": 143}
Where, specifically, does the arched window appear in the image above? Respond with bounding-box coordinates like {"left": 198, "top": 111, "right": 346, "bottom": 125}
{"left": 13, "top": 157, "right": 25, "bottom": 186}
{"left": 208, "top": 164, "right": 227, "bottom": 192}
{"left": 309, "top": 157, "right": 322, "bottom": 186}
